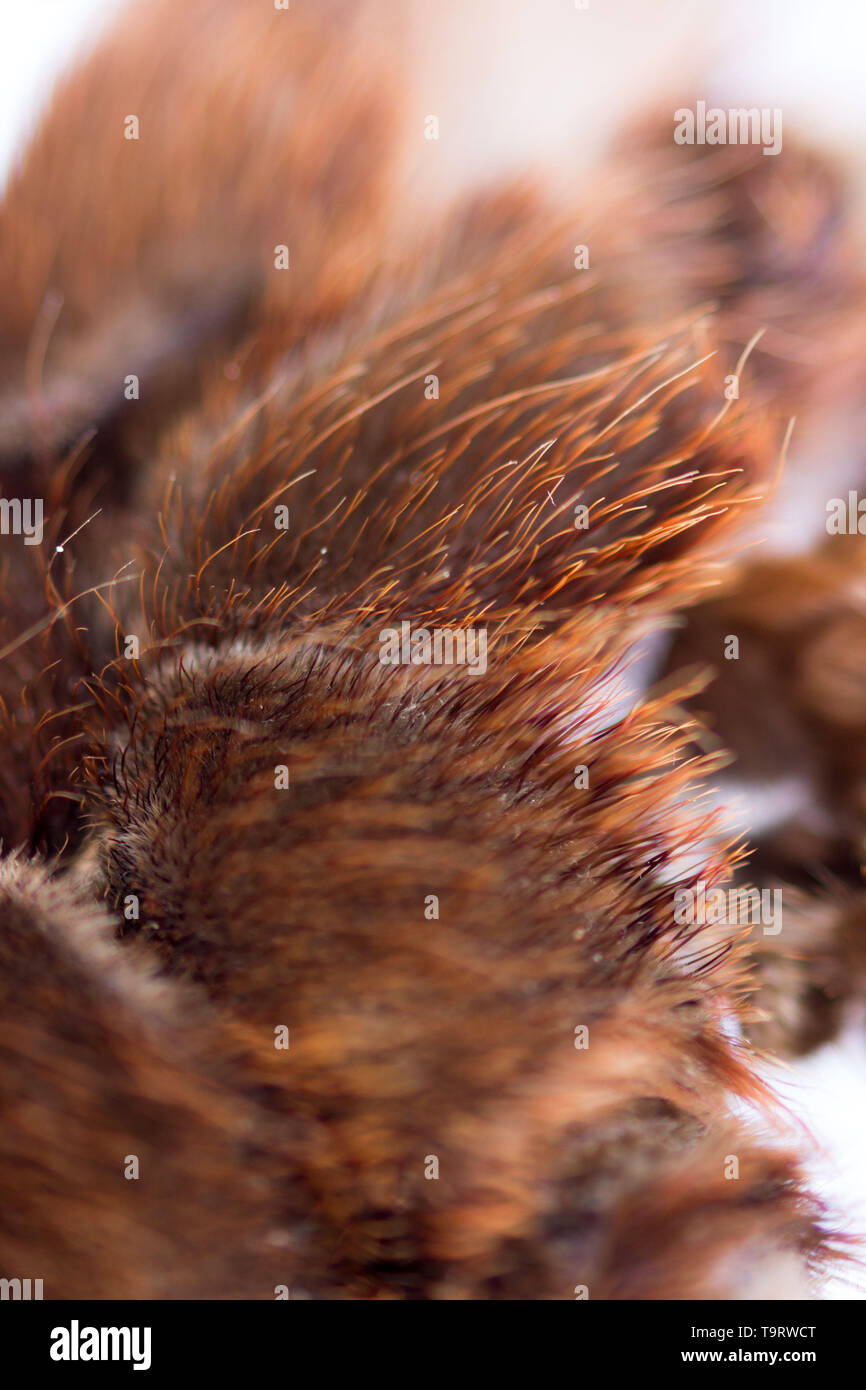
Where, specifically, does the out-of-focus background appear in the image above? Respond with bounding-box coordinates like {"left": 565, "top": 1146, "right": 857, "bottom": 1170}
{"left": 3, "top": 0, "right": 865, "bottom": 1297}
{"left": 6, "top": 0, "right": 866, "bottom": 201}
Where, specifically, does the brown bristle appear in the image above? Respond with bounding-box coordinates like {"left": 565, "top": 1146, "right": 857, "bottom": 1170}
{"left": 0, "top": 0, "right": 862, "bottom": 1302}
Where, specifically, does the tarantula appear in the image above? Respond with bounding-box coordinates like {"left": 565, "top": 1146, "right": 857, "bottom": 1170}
{"left": 0, "top": 0, "right": 863, "bottom": 1300}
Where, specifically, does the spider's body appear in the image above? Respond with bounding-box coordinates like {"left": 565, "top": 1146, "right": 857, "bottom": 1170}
{"left": 0, "top": 0, "right": 862, "bottom": 1299}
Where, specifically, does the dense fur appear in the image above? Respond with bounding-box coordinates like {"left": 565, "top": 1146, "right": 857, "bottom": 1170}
{"left": 0, "top": 0, "right": 863, "bottom": 1298}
